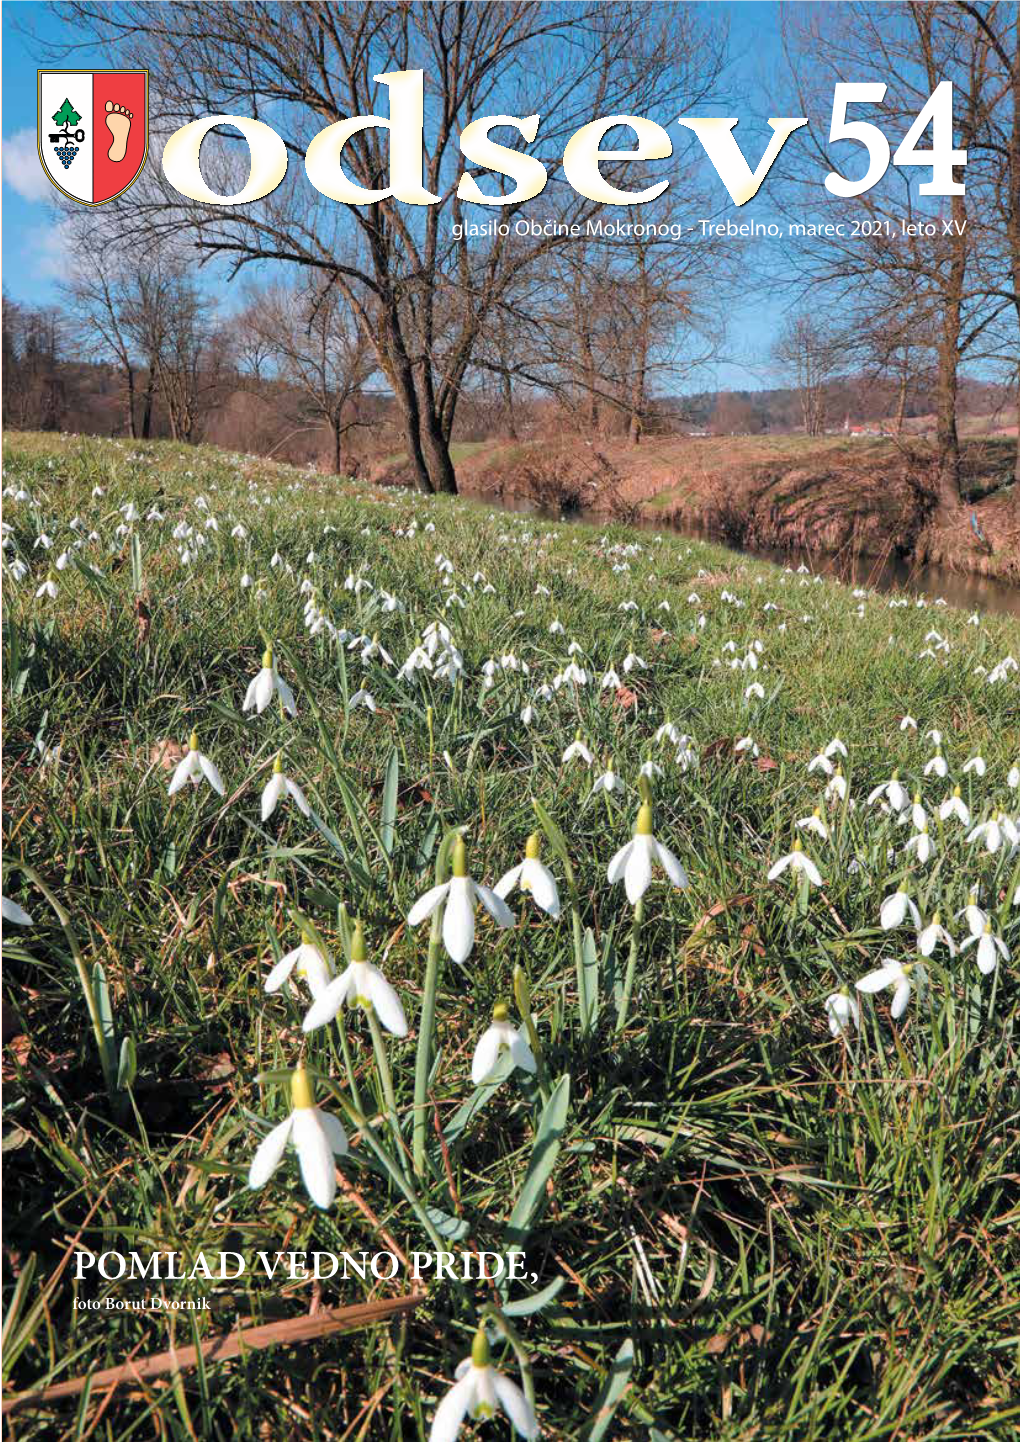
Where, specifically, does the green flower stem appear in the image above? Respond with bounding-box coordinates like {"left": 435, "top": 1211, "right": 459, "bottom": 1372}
{"left": 366, "top": 1007, "right": 407, "bottom": 1174}
{"left": 336, "top": 1011, "right": 363, "bottom": 1116}
{"left": 616, "top": 897, "right": 645, "bottom": 1034}
{"left": 412, "top": 904, "right": 444, "bottom": 1177}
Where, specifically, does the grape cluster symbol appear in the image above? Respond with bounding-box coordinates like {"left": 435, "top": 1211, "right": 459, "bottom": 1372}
{"left": 49, "top": 99, "right": 84, "bottom": 170}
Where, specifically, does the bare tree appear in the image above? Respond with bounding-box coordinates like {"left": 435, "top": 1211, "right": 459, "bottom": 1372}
{"left": 777, "top": 2, "right": 1000, "bottom": 512}
{"left": 1, "top": 299, "right": 69, "bottom": 432}
{"left": 773, "top": 313, "right": 841, "bottom": 435}
{"left": 239, "top": 282, "right": 374, "bottom": 472}
{"left": 65, "top": 1, "right": 726, "bottom": 494}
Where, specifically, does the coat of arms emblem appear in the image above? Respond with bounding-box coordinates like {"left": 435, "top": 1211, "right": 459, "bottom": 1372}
{"left": 37, "top": 70, "right": 148, "bottom": 205}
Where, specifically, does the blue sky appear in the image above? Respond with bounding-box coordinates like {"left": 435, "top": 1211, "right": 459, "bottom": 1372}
{"left": 3, "top": 1, "right": 792, "bottom": 392}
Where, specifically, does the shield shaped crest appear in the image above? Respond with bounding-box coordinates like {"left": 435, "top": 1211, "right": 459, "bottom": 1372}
{"left": 37, "top": 70, "right": 148, "bottom": 205}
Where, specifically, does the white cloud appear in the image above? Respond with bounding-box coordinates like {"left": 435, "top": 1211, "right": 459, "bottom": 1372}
{"left": 3, "top": 128, "right": 55, "bottom": 202}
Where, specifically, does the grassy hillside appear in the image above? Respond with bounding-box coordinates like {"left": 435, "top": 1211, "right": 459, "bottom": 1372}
{"left": 2, "top": 432, "right": 1019, "bottom": 1439}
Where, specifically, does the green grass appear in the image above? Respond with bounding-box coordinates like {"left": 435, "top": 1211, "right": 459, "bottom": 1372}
{"left": 2, "top": 432, "right": 1019, "bottom": 1440}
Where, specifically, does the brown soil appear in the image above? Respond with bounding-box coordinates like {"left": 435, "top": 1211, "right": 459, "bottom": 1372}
{"left": 442, "top": 433, "right": 1020, "bottom": 583}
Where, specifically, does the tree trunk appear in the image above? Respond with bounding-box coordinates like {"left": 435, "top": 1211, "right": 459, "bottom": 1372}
{"left": 934, "top": 204, "right": 964, "bottom": 515}
{"left": 125, "top": 364, "right": 137, "bottom": 439}
{"left": 141, "top": 368, "right": 155, "bottom": 439}
{"left": 501, "top": 367, "right": 517, "bottom": 440}
{"left": 420, "top": 406, "right": 458, "bottom": 494}
{"left": 333, "top": 415, "right": 342, "bottom": 475}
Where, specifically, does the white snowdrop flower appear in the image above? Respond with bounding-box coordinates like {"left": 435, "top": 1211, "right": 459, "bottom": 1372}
{"left": 918, "top": 912, "right": 956, "bottom": 958}
{"left": 675, "top": 736, "right": 699, "bottom": 772}
{"left": 33, "top": 533, "right": 52, "bottom": 550}
{"left": 824, "top": 738, "right": 848, "bottom": 759}
{"left": 261, "top": 754, "right": 311, "bottom": 821}
{"left": 520, "top": 704, "right": 535, "bottom": 726}
{"left": 562, "top": 734, "right": 593, "bottom": 766}
{"left": 359, "top": 634, "right": 394, "bottom": 667}
{"left": 639, "top": 759, "right": 664, "bottom": 780}
{"left": 264, "top": 929, "right": 334, "bottom": 999}
{"left": 960, "top": 921, "right": 1010, "bottom": 976}
{"left": 904, "top": 825, "right": 935, "bottom": 864}
{"left": 7, "top": 558, "right": 28, "bottom": 581}
{"left": 548, "top": 619, "right": 565, "bottom": 635}
{"left": 240, "top": 573, "right": 253, "bottom": 589}
{"left": 55, "top": 550, "right": 71, "bottom": 570}
{"left": 494, "top": 834, "right": 561, "bottom": 918}
{"left": 408, "top": 837, "right": 515, "bottom": 965}
{"left": 471, "top": 1002, "right": 536, "bottom": 1085}
{"left": 619, "top": 600, "right": 638, "bottom": 613}
{"left": 939, "top": 786, "right": 970, "bottom": 825}
{"left": 243, "top": 646, "right": 297, "bottom": 716}
{"left": 856, "top": 959, "right": 926, "bottom": 1020}
{"left": 923, "top": 750, "right": 948, "bottom": 778}
{"left": 767, "top": 837, "right": 822, "bottom": 887}
{"left": 247, "top": 1066, "right": 346, "bottom": 1210}
{"left": 429, "top": 1327, "right": 538, "bottom": 1442}
{"left": 1008, "top": 765, "right": 1019, "bottom": 790}
{"left": 880, "top": 885, "right": 921, "bottom": 931}
{"left": 35, "top": 574, "right": 58, "bottom": 600}
{"left": 956, "top": 893, "right": 987, "bottom": 937}
{"left": 535, "top": 583, "right": 551, "bottom": 597}
{"left": 1, "top": 895, "right": 33, "bottom": 926}
{"left": 906, "top": 793, "right": 928, "bottom": 833}
{"left": 399, "top": 645, "right": 433, "bottom": 680}
{"left": 608, "top": 802, "right": 688, "bottom": 904}
{"left": 656, "top": 721, "right": 680, "bottom": 746}
{"left": 592, "top": 761, "right": 625, "bottom": 796}
{"left": 867, "top": 773, "right": 910, "bottom": 813}
{"left": 302, "top": 920, "right": 407, "bottom": 1036}
{"left": 797, "top": 808, "right": 829, "bottom": 840}
{"left": 735, "top": 736, "right": 759, "bottom": 758}
{"left": 967, "top": 812, "right": 1017, "bottom": 855}
{"left": 824, "top": 767, "right": 847, "bottom": 803}
{"left": 168, "top": 731, "right": 226, "bottom": 797}
{"left": 962, "top": 756, "right": 986, "bottom": 777}
{"left": 807, "top": 753, "right": 834, "bottom": 777}
{"left": 825, "top": 987, "right": 859, "bottom": 1038}
{"left": 622, "top": 652, "right": 647, "bottom": 673}
{"left": 600, "top": 668, "right": 621, "bottom": 690}
{"left": 348, "top": 688, "right": 378, "bottom": 713}
{"left": 744, "top": 682, "right": 765, "bottom": 701}
{"left": 231, "top": 524, "right": 248, "bottom": 539}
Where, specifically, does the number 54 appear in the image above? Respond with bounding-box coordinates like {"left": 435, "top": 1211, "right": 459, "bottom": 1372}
{"left": 825, "top": 81, "right": 966, "bottom": 197}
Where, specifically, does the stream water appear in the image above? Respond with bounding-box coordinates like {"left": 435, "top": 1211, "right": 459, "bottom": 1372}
{"left": 490, "top": 495, "right": 1020, "bottom": 620}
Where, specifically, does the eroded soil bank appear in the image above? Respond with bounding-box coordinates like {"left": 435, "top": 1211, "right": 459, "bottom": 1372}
{"left": 439, "top": 434, "right": 1020, "bottom": 585}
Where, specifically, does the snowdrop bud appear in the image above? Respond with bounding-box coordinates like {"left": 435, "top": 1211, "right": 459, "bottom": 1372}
{"left": 513, "top": 963, "right": 532, "bottom": 1018}
{"left": 291, "top": 1065, "right": 315, "bottom": 1111}
{"left": 472, "top": 1327, "right": 491, "bottom": 1368}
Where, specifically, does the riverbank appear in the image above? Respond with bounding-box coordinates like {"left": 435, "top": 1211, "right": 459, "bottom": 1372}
{"left": 448, "top": 433, "right": 1020, "bottom": 584}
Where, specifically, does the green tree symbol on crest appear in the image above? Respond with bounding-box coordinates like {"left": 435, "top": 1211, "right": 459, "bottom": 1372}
{"left": 52, "top": 99, "right": 81, "bottom": 128}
